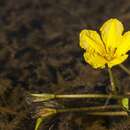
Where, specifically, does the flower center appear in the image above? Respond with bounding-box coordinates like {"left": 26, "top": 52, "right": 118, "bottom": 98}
{"left": 104, "top": 47, "right": 117, "bottom": 61}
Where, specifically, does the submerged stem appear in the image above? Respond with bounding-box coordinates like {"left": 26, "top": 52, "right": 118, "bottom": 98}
{"left": 119, "top": 64, "right": 130, "bottom": 75}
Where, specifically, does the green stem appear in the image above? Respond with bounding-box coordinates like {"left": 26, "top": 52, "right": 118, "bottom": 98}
{"left": 108, "top": 68, "right": 116, "bottom": 93}
{"left": 38, "top": 107, "right": 128, "bottom": 118}
{"left": 119, "top": 64, "right": 130, "bottom": 75}
{"left": 55, "top": 94, "right": 124, "bottom": 99}
{"left": 30, "top": 93, "right": 130, "bottom": 102}
{"left": 87, "top": 111, "right": 128, "bottom": 116}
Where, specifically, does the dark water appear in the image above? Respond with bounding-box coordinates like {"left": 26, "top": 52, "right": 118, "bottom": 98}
{"left": 0, "top": 0, "right": 130, "bottom": 130}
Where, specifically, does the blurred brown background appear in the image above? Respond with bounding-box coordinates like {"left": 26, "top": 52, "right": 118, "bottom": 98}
{"left": 1, "top": 0, "right": 130, "bottom": 130}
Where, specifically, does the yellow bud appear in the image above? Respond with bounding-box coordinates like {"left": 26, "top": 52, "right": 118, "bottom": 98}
{"left": 28, "top": 93, "right": 55, "bottom": 103}
{"left": 36, "top": 108, "right": 57, "bottom": 118}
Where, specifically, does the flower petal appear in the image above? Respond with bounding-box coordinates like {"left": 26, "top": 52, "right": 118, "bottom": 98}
{"left": 80, "top": 29, "right": 105, "bottom": 55}
{"left": 108, "top": 54, "right": 128, "bottom": 68}
{"left": 83, "top": 51, "right": 107, "bottom": 69}
{"left": 115, "top": 31, "right": 130, "bottom": 56}
{"left": 100, "top": 18, "right": 124, "bottom": 50}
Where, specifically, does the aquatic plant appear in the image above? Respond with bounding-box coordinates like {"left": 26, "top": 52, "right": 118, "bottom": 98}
{"left": 29, "top": 18, "right": 130, "bottom": 130}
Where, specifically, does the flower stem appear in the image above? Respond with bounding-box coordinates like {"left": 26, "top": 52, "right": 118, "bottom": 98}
{"left": 57, "top": 105, "right": 121, "bottom": 113}
{"left": 30, "top": 93, "right": 130, "bottom": 102}
{"left": 56, "top": 106, "right": 128, "bottom": 116}
{"left": 119, "top": 64, "right": 130, "bottom": 75}
{"left": 108, "top": 68, "right": 116, "bottom": 93}
{"left": 37, "top": 106, "right": 128, "bottom": 118}
{"left": 86, "top": 111, "right": 128, "bottom": 116}
{"left": 55, "top": 94, "right": 124, "bottom": 99}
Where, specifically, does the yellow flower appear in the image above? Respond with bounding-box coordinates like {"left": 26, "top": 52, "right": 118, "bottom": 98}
{"left": 80, "top": 18, "right": 130, "bottom": 69}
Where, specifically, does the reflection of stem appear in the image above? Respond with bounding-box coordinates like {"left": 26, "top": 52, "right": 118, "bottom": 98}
{"left": 108, "top": 68, "right": 116, "bottom": 93}
{"left": 125, "top": 92, "right": 130, "bottom": 95}
{"left": 119, "top": 64, "right": 130, "bottom": 75}
{"left": 57, "top": 105, "right": 121, "bottom": 113}
{"left": 103, "top": 93, "right": 112, "bottom": 107}
{"left": 0, "top": 106, "right": 17, "bottom": 115}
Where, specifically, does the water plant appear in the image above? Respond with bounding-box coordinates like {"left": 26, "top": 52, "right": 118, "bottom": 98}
{"left": 29, "top": 18, "right": 130, "bottom": 130}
